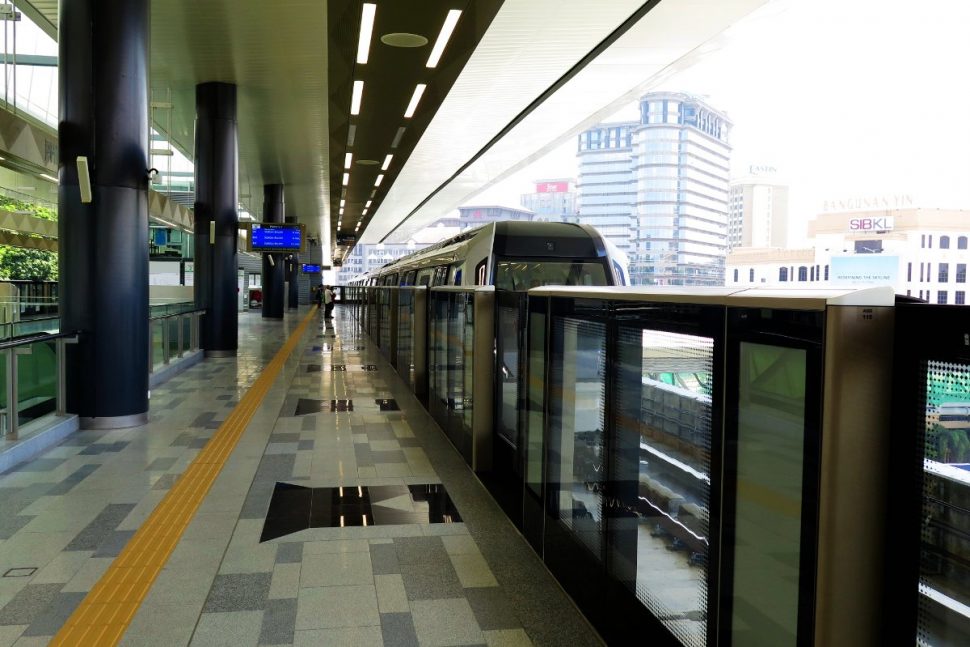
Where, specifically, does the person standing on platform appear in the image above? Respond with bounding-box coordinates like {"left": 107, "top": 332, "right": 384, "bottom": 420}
{"left": 324, "top": 285, "right": 334, "bottom": 319}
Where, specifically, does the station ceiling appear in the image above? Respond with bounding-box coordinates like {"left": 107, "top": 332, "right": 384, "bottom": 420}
{"left": 22, "top": 0, "right": 767, "bottom": 264}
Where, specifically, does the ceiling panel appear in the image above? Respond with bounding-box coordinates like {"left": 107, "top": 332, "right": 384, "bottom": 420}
{"left": 327, "top": 0, "right": 503, "bottom": 259}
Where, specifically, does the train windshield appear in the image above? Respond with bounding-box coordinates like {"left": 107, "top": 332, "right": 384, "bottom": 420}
{"left": 494, "top": 260, "right": 609, "bottom": 291}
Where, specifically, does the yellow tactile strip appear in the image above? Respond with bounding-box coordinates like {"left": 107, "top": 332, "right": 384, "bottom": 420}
{"left": 51, "top": 307, "right": 318, "bottom": 647}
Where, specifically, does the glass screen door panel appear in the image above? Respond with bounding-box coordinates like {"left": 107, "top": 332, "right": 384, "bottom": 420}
{"left": 731, "top": 342, "right": 807, "bottom": 647}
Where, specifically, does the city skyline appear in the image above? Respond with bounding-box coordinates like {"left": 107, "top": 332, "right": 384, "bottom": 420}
{"left": 457, "top": 0, "right": 970, "bottom": 250}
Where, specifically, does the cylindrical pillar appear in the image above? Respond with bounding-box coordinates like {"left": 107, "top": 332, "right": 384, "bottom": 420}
{"left": 261, "top": 184, "right": 284, "bottom": 319}
{"left": 286, "top": 255, "right": 299, "bottom": 309}
{"left": 194, "top": 83, "right": 238, "bottom": 357}
{"left": 58, "top": 0, "right": 149, "bottom": 429}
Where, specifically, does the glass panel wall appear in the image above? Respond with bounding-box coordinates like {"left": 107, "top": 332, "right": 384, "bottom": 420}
{"left": 547, "top": 317, "right": 607, "bottom": 557}
{"left": 731, "top": 343, "right": 807, "bottom": 646}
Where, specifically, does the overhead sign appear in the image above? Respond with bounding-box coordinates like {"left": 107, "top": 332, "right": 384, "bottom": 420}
{"left": 830, "top": 255, "right": 899, "bottom": 286}
{"left": 336, "top": 234, "right": 357, "bottom": 246}
{"left": 849, "top": 216, "right": 894, "bottom": 232}
{"left": 249, "top": 223, "right": 305, "bottom": 252}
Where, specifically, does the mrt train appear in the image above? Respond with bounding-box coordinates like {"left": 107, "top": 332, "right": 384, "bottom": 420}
{"left": 349, "top": 221, "right": 628, "bottom": 288}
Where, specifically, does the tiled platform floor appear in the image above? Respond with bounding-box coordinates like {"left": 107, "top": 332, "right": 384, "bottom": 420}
{"left": 0, "top": 308, "right": 603, "bottom": 646}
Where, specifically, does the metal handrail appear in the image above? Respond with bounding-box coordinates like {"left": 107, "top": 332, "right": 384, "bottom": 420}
{"left": 0, "top": 329, "right": 80, "bottom": 439}
{"left": 149, "top": 307, "right": 205, "bottom": 321}
{"left": 150, "top": 308, "right": 205, "bottom": 369}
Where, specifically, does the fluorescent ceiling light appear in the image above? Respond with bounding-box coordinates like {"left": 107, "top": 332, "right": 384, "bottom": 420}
{"left": 362, "top": 208, "right": 368, "bottom": 215}
{"left": 427, "top": 10, "right": 462, "bottom": 68}
{"left": 356, "top": 4, "right": 377, "bottom": 64}
{"left": 344, "top": 153, "right": 353, "bottom": 169}
{"left": 374, "top": 174, "right": 384, "bottom": 186}
{"left": 404, "top": 84, "right": 426, "bottom": 118}
{"left": 351, "top": 80, "right": 364, "bottom": 115}
{"left": 340, "top": 199, "right": 345, "bottom": 207}
{"left": 39, "top": 173, "right": 57, "bottom": 183}
{"left": 391, "top": 127, "right": 405, "bottom": 148}
{"left": 381, "top": 154, "right": 393, "bottom": 171}
{"left": 365, "top": 200, "right": 372, "bottom": 208}
{"left": 342, "top": 172, "right": 350, "bottom": 186}
{"left": 347, "top": 125, "right": 356, "bottom": 147}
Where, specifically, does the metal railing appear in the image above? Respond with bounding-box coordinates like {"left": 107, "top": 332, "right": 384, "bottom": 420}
{"left": 0, "top": 302, "right": 205, "bottom": 439}
{"left": 0, "top": 330, "right": 79, "bottom": 438}
{"left": 150, "top": 307, "right": 203, "bottom": 371}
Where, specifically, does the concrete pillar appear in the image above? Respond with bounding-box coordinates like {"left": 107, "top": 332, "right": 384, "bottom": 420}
{"left": 261, "top": 184, "right": 285, "bottom": 319}
{"left": 194, "top": 82, "right": 238, "bottom": 356}
{"left": 58, "top": 0, "right": 150, "bottom": 428}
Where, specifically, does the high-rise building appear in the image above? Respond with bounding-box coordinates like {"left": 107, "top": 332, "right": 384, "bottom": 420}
{"left": 576, "top": 122, "right": 638, "bottom": 257}
{"left": 728, "top": 165, "right": 789, "bottom": 251}
{"left": 575, "top": 93, "right": 732, "bottom": 285}
{"left": 632, "top": 93, "right": 732, "bottom": 286}
{"left": 520, "top": 179, "right": 578, "bottom": 222}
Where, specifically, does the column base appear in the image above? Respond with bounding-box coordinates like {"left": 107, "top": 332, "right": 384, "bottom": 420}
{"left": 80, "top": 412, "right": 148, "bottom": 430}
{"left": 205, "top": 349, "right": 238, "bottom": 358}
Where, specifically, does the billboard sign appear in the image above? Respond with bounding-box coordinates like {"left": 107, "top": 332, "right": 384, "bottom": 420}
{"left": 536, "top": 181, "right": 569, "bottom": 193}
{"left": 848, "top": 216, "right": 894, "bottom": 232}
{"left": 830, "top": 255, "right": 899, "bottom": 286}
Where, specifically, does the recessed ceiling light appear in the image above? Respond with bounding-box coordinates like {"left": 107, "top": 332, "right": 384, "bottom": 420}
{"left": 374, "top": 174, "right": 384, "bottom": 187}
{"left": 380, "top": 32, "right": 428, "bottom": 48}
{"left": 356, "top": 4, "right": 377, "bottom": 64}
{"left": 370, "top": 189, "right": 377, "bottom": 198}
{"left": 344, "top": 153, "right": 353, "bottom": 169}
{"left": 340, "top": 199, "right": 345, "bottom": 207}
{"left": 365, "top": 200, "right": 372, "bottom": 208}
{"left": 427, "top": 10, "right": 462, "bottom": 68}
{"left": 347, "top": 125, "right": 356, "bottom": 147}
{"left": 404, "top": 84, "right": 426, "bottom": 118}
{"left": 391, "top": 127, "right": 406, "bottom": 149}
{"left": 351, "top": 80, "right": 364, "bottom": 115}
{"left": 342, "top": 173, "right": 350, "bottom": 186}
{"left": 356, "top": 159, "right": 379, "bottom": 166}
{"left": 381, "top": 154, "right": 393, "bottom": 171}
{"left": 362, "top": 208, "right": 368, "bottom": 215}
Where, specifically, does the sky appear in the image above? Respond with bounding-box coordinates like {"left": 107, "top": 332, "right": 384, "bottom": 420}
{"left": 464, "top": 0, "right": 970, "bottom": 247}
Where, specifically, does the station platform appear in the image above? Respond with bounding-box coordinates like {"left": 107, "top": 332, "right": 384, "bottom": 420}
{"left": 0, "top": 308, "right": 602, "bottom": 646}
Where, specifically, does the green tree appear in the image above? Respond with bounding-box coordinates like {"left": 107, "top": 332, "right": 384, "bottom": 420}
{"left": 0, "top": 193, "right": 58, "bottom": 281}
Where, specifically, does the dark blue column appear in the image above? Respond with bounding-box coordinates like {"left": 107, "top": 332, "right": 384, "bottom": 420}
{"left": 286, "top": 255, "right": 300, "bottom": 309}
{"left": 261, "top": 184, "right": 284, "bottom": 319}
{"left": 194, "top": 83, "right": 238, "bottom": 357}
{"left": 58, "top": 0, "right": 149, "bottom": 429}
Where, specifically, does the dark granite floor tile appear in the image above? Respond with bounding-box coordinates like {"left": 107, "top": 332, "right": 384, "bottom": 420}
{"left": 381, "top": 612, "right": 419, "bottom": 647}
{"left": 203, "top": 572, "right": 272, "bottom": 613}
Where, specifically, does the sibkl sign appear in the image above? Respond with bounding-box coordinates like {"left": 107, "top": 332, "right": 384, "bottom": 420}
{"left": 849, "top": 216, "right": 894, "bottom": 232}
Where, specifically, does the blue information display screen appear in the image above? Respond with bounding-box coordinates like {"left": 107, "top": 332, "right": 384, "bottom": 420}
{"left": 302, "top": 264, "right": 321, "bottom": 273}
{"left": 250, "top": 224, "right": 303, "bottom": 251}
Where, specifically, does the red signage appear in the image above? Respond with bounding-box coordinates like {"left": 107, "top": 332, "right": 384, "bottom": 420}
{"left": 536, "top": 181, "right": 568, "bottom": 193}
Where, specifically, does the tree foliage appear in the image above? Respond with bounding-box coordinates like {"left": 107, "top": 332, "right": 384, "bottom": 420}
{"left": 0, "top": 194, "right": 57, "bottom": 281}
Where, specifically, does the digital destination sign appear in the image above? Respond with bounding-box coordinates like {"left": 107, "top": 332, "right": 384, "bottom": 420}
{"left": 301, "top": 264, "right": 321, "bottom": 273}
{"left": 248, "top": 223, "right": 305, "bottom": 253}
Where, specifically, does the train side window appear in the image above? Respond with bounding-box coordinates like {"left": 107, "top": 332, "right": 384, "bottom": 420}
{"left": 475, "top": 258, "right": 487, "bottom": 285}
{"left": 453, "top": 268, "right": 463, "bottom": 286}
{"left": 432, "top": 265, "right": 448, "bottom": 286}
